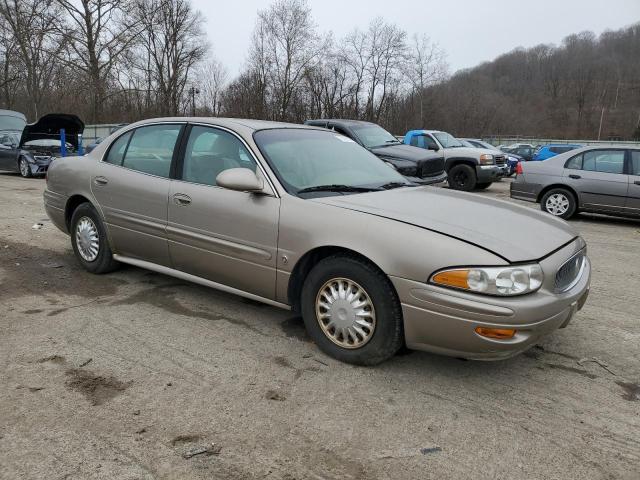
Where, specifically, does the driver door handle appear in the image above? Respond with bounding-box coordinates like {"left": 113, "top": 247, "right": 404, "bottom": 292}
{"left": 568, "top": 174, "right": 581, "bottom": 180}
{"left": 93, "top": 176, "right": 108, "bottom": 186}
{"left": 173, "top": 193, "right": 192, "bottom": 206}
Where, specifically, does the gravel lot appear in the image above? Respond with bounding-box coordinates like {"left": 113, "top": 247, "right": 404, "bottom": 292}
{"left": 1, "top": 173, "right": 639, "bottom": 480}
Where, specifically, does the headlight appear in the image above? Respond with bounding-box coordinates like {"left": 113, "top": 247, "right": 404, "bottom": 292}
{"left": 430, "top": 264, "right": 544, "bottom": 296}
{"left": 479, "top": 154, "right": 494, "bottom": 165}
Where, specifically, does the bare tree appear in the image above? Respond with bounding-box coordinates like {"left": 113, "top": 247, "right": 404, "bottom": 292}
{"left": 0, "top": 0, "right": 64, "bottom": 118}
{"left": 131, "top": 0, "right": 207, "bottom": 116}
{"left": 252, "top": 0, "right": 324, "bottom": 121}
{"left": 404, "top": 33, "right": 447, "bottom": 127}
{"left": 55, "top": 0, "right": 139, "bottom": 122}
{"left": 199, "top": 57, "right": 228, "bottom": 116}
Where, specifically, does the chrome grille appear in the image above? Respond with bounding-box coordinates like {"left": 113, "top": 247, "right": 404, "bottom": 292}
{"left": 555, "top": 251, "right": 586, "bottom": 293}
{"left": 494, "top": 155, "right": 506, "bottom": 165}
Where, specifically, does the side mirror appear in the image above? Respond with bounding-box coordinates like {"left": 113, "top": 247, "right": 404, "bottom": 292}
{"left": 427, "top": 145, "right": 439, "bottom": 151}
{"left": 216, "top": 168, "right": 264, "bottom": 192}
{"left": 1, "top": 142, "right": 14, "bottom": 148}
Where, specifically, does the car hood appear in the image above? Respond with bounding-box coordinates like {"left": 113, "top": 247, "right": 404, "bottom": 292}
{"left": 311, "top": 187, "right": 577, "bottom": 263}
{"left": 370, "top": 143, "right": 441, "bottom": 162}
{"left": 19, "top": 113, "right": 84, "bottom": 149}
{"left": 444, "top": 146, "right": 497, "bottom": 158}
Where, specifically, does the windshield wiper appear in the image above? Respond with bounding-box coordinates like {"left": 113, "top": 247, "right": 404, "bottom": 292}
{"left": 378, "top": 181, "right": 416, "bottom": 190}
{"left": 297, "top": 184, "right": 381, "bottom": 194}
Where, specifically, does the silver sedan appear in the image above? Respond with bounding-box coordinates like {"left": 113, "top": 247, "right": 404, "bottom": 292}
{"left": 44, "top": 118, "right": 591, "bottom": 365}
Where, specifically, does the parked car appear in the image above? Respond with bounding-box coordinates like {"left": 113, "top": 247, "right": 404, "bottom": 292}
{"left": 0, "top": 109, "right": 27, "bottom": 173}
{"left": 0, "top": 113, "right": 84, "bottom": 177}
{"left": 511, "top": 146, "right": 640, "bottom": 219}
{"left": 44, "top": 117, "right": 591, "bottom": 365}
{"left": 502, "top": 145, "right": 535, "bottom": 162}
{"left": 460, "top": 138, "right": 521, "bottom": 176}
{"left": 304, "top": 119, "right": 447, "bottom": 185}
{"left": 533, "top": 144, "right": 582, "bottom": 161}
{"left": 404, "top": 130, "right": 505, "bottom": 190}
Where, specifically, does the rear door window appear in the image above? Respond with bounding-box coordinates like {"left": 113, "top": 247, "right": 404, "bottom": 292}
{"left": 631, "top": 151, "right": 640, "bottom": 175}
{"left": 122, "top": 125, "right": 182, "bottom": 178}
{"left": 582, "top": 150, "right": 625, "bottom": 174}
{"left": 565, "top": 154, "right": 582, "bottom": 170}
{"left": 104, "top": 131, "right": 132, "bottom": 165}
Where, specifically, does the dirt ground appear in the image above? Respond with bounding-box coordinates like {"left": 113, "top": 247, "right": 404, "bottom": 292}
{"left": 0, "top": 172, "right": 638, "bottom": 480}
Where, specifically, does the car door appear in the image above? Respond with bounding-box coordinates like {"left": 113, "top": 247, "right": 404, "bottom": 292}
{"left": 167, "top": 124, "right": 280, "bottom": 299}
{"left": 627, "top": 150, "right": 640, "bottom": 216}
{"left": 563, "top": 149, "right": 628, "bottom": 212}
{"left": 91, "top": 123, "right": 184, "bottom": 266}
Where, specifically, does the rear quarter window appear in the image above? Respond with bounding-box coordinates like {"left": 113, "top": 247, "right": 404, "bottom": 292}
{"left": 565, "top": 154, "right": 582, "bottom": 169}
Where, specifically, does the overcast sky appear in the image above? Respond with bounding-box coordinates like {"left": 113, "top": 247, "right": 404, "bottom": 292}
{"left": 191, "top": 0, "right": 640, "bottom": 77}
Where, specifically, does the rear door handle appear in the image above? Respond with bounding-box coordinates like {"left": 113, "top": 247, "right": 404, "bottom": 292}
{"left": 173, "top": 193, "right": 192, "bottom": 206}
{"left": 93, "top": 176, "right": 108, "bottom": 186}
{"left": 569, "top": 174, "right": 581, "bottom": 180}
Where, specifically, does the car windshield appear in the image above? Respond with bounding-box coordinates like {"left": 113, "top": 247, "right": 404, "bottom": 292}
{"left": 254, "top": 129, "right": 409, "bottom": 197}
{"left": 350, "top": 124, "right": 401, "bottom": 148}
{"left": 433, "top": 132, "right": 464, "bottom": 148}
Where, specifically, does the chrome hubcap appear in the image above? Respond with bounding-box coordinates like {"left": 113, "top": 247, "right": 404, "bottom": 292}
{"left": 19, "top": 159, "right": 28, "bottom": 176}
{"left": 315, "top": 278, "right": 376, "bottom": 349}
{"left": 546, "top": 193, "right": 570, "bottom": 216}
{"left": 75, "top": 216, "right": 99, "bottom": 262}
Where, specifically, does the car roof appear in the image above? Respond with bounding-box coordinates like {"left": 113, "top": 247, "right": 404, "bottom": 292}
{"left": 124, "top": 117, "right": 318, "bottom": 132}
{"left": 541, "top": 144, "right": 582, "bottom": 147}
{"left": 305, "top": 119, "right": 376, "bottom": 127}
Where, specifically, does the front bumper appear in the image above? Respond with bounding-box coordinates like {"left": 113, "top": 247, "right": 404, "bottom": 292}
{"left": 392, "top": 239, "right": 591, "bottom": 360}
{"left": 408, "top": 171, "right": 448, "bottom": 186}
{"left": 26, "top": 155, "right": 54, "bottom": 175}
{"left": 476, "top": 165, "right": 502, "bottom": 183}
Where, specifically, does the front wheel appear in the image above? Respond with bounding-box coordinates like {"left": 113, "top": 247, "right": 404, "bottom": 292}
{"left": 300, "top": 255, "right": 403, "bottom": 365}
{"left": 70, "top": 203, "right": 119, "bottom": 273}
{"left": 448, "top": 164, "right": 477, "bottom": 191}
{"left": 18, "top": 157, "right": 32, "bottom": 178}
{"left": 540, "top": 188, "right": 577, "bottom": 219}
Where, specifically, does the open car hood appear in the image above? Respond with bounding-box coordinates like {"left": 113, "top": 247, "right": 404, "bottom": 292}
{"left": 19, "top": 113, "right": 84, "bottom": 149}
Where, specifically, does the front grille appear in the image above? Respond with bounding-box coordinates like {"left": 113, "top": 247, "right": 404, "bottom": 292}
{"left": 419, "top": 157, "right": 445, "bottom": 177}
{"left": 494, "top": 155, "right": 506, "bottom": 165}
{"left": 555, "top": 251, "right": 586, "bottom": 293}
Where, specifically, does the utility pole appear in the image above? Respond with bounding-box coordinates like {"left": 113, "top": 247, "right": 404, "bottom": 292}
{"left": 189, "top": 86, "right": 200, "bottom": 116}
{"left": 597, "top": 106, "right": 605, "bottom": 141}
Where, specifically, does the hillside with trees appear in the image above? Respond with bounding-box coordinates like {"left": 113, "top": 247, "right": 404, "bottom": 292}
{"left": 1, "top": 0, "right": 638, "bottom": 140}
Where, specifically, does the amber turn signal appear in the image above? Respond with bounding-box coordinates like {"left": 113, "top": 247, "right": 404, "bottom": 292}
{"left": 431, "top": 269, "right": 470, "bottom": 289}
{"left": 475, "top": 327, "right": 516, "bottom": 340}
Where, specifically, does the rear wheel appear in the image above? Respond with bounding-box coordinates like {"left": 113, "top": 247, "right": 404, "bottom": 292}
{"left": 18, "top": 157, "right": 32, "bottom": 178}
{"left": 448, "top": 164, "right": 477, "bottom": 191}
{"left": 300, "top": 254, "right": 403, "bottom": 365}
{"left": 540, "top": 188, "right": 577, "bottom": 219}
{"left": 70, "top": 203, "right": 119, "bottom": 273}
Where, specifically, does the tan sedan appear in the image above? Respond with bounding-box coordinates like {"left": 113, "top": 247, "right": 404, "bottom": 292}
{"left": 44, "top": 118, "right": 591, "bottom": 365}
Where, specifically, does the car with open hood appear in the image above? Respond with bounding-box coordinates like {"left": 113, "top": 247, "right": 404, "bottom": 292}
{"left": 0, "top": 113, "right": 84, "bottom": 178}
{"left": 304, "top": 119, "right": 447, "bottom": 185}
{"left": 44, "top": 117, "right": 591, "bottom": 365}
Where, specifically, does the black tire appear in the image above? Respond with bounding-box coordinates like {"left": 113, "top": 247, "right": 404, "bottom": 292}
{"left": 18, "top": 156, "right": 32, "bottom": 178}
{"left": 540, "top": 188, "right": 577, "bottom": 219}
{"left": 475, "top": 182, "right": 492, "bottom": 190}
{"left": 448, "top": 164, "right": 477, "bottom": 191}
{"left": 300, "top": 254, "right": 403, "bottom": 365}
{"left": 70, "top": 202, "right": 119, "bottom": 273}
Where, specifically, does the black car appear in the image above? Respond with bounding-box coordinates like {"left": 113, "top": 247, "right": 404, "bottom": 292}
{"left": 304, "top": 119, "right": 447, "bottom": 185}
{"left": 0, "top": 112, "right": 84, "bottom": 177}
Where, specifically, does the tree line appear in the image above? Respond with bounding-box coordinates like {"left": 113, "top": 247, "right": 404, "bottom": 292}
{"left": 1, "top": 0, "right": 638, "bottom": 140}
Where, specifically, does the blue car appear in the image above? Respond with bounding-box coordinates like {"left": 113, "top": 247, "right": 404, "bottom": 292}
{"left": 533, "top": 144, "right": 581, "bottom": 161}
